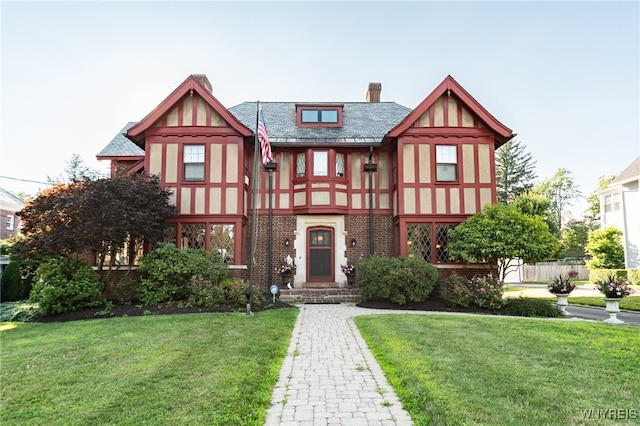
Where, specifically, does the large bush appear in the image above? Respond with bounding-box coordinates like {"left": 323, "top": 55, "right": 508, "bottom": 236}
{"left": 585, "top": 227, "right": 625, "bottom": 269}
{"left": 439, "top": 273, "right": 504, "bottom": 310}
{"left": 137, "top": 243, "right": 229, "bottom": 305}
{"left": 589, "top": 269, "right": 627, "bottom": 284}
{"left": 357, "top": 255, "right": 437, "bottom": 304}
{"left": 29, "top": 258, "right": 105, "bottom": 314}
{"left": 187, "top": 277, "right": 249, "bottom": 309}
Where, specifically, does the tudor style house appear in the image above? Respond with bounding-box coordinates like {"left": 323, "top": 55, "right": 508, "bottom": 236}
{"left": 97, "top": 74, "right": 514, "bottom": 290}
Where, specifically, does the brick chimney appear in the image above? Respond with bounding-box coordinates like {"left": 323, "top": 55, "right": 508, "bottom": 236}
{"left": 192, "top": 74, "right": 213, "bottom": 93}
{"left": 366, "top": 82, "right": 382, "bottom": 103}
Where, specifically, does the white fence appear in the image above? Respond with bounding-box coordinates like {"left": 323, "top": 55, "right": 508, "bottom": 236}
{"left": 503, "top": 260, "right": 589, "bottom": 283}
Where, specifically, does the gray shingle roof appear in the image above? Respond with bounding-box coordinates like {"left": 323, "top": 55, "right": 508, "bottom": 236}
{"left": 612, "top": 156, "right": 640, "bottom": 184}
{"left": 228, "top": 102, "right": 412, "bottom": 144}
{"left": 96, "top": 122, "right": 144, "bottom": 157}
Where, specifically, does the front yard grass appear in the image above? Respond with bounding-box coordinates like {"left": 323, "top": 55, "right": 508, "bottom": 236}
{"left": 356, "top": 314, "right": 639, "bottom": 425}
{"left": 540, "top": 296, "right": 640, "bottom": 311}
{"left": 1, "top": 308, "right": 298, "bottom": 425}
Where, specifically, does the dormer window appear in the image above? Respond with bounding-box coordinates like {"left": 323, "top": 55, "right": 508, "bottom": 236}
{"left": 297, "top": 105, "right": 343, "bottom": 127}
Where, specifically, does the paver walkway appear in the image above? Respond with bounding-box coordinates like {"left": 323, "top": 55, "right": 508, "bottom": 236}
{"left": 264, "top": 304, "right": 416, "bottom": 426}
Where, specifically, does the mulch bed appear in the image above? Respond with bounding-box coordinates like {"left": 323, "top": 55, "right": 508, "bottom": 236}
{"left": 34, "top": 297, "right": 503, "bottom": 323}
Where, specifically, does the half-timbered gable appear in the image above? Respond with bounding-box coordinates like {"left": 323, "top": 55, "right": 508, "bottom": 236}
{"left": 98, "top": 74, "right": 514, "bottom": 288}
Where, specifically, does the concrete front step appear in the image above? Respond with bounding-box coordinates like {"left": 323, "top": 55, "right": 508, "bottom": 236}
{"left": 279, "top": 288, "right": 361, "bottom": 304}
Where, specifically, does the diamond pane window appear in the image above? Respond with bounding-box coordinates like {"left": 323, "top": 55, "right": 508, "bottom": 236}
{"left": 407, "top": 224, "right": 431, "bottom": 262}
{"left": 296, "top": 153, "right": 306, "bottom": 177}
{"left": 181, "top": 224, "right": 206, "bottom": 249}
{"left": 436, "top": 224, "right": 456, "bottom": 263}
{"left": 210, "top": 224, "right": 235, "bottom": 263}
{"left": 314, "top": 151, "right": 328, "bottom": 176}
{"left": 336, "top": 153, "right": 345, "bottom": 177}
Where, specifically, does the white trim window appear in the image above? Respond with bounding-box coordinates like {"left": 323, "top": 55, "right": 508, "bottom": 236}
{"left": 6, "top": 215, "right": 14, "bottom": 230}
{"left": 436, "top": 145, "right": 458, "bottom": 182}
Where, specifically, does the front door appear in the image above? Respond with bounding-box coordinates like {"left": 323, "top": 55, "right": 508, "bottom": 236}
{"left": 307, "top": 227, "right": 334, "bottom": 283}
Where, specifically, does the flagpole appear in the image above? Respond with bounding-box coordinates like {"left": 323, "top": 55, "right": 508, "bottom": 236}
{"left": 247, "top": 101, "right": 262, "bottom": 314}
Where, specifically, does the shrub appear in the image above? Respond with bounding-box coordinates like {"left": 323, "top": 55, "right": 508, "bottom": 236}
{"left": 627, "top": 269, "right": 640, "bottom": 286}
{"left": 503, "top": 298, "right": 562, "bottom": 317}
{"left": 111, "top": 276, "right": 138, "bottom": 304}
{"left": 0, "top": 261, "right": 25, "bottom": 302}
{"left": 0, "top": 301, "right": 41, "bottom": 322}
{"left": 585, "top": 227, "right": 625, "bottom": 269}
{"left": 137, "top": 243, "right": 229, "bottom": 305}
{"left": 439, "top": 274, "right": 473, "bottom": 307}
{"left": 589, "top": 269, "right": 627, "bottom": 284}
{"left": 439, "top": 273, "right": 504, "bottom": 310}
{"left": 357, "top": 255, "right": 437, "bottom": 304}
{"left": 29, "top": 258, "right": 104, "bottom": 315}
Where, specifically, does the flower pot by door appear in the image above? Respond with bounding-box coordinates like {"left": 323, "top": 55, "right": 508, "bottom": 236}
{"left": 555, "top": 294, "right": 572, "bottom": 316}
{"left": 346, "top": 274, "right": 356, "bottom": 288}
{"left": 603, "top": 298, "right": 624, "bottom": 324}
{"left": 281, "top": 273, "right": 293, "bottom": 289}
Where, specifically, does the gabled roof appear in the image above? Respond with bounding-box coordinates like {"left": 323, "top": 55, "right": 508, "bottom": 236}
{"left": 96, "top": 122, "right": 144, "bottom": 158}
{"left": 126, "top": 75, "right": 253, "bottom": 143}
{"left": 611, "top": 156, "right": 640, "bottom": 185}
{"left": 229, "top": 102, "right": 411, "bottom": 144}
{"left": 0, "top": 187, "right": 25, "bottom": 210}
{"left": 387, "top": 75, "right": 514, "bottom": 147}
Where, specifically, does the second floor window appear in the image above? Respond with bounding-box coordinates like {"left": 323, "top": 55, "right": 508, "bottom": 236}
{"left": 183, "top": 145, "right": 205, "bottom": 181}
{"left": 436, "top": 145, "right": 458, "bottom": 182}
{"left": 314, "top": 151, "right": 328, "bottom": 176}
{"left": 6, "top": 215, "right": 14, "bottom": 230}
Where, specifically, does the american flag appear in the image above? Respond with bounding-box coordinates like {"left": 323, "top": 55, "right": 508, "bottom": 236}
{"left": 258, "top": 108, "right": 272, "bottom": 165}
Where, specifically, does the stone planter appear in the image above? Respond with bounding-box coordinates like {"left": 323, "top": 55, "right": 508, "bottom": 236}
{"left": 281, "top": 273, "right": 293, "bottom": 289}
{"left": 346, "top": 274, "right": 356, "bottom": 288}
{"left": 555, "top": 294, "right": 572, "bottom": 316}
{"left": 603, "top": 298, "right": 624, "bottom": 324}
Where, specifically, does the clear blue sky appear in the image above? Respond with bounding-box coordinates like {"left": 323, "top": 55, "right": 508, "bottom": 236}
{"left": 1, "top": 1, "right": 638, "bottom": 221}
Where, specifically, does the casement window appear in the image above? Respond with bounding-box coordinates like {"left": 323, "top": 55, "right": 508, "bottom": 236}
{"left": 6, "top": 215, "right": 14, "bottom": 231}
{"left": 436, "top": 145, "right": 458, "bottom": 182}
{"left": 183, "top": 145, "right": 205, "bottom": 181}
{"left": 314, "top": 151, "right": 329, "bottom": 176}
{"left": 336, "top": 153, "right": 345, "bottom": 177}
{"left": 406, "top": 223, "right": 458, "bottom": 264}
{"left": 181, "top": 224, "right": 206, "bottom": 249}
{"left": 296, "top": 153, "right": 306, "bottom": 177}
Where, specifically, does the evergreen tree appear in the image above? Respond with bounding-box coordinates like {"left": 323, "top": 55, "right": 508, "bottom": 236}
{"left": 495, "top": 139, "right": 537, "bottom": 204}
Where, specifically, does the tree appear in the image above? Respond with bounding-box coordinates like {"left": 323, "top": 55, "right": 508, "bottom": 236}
{"left": 511, "top": 191, "right": 559, "bottom": 237}
{"left": 533, "top": 168, "right": 581, "bottom": 230}
{"left": 17, "top": 174, "right": 176, "bottom": 281}
{"left": 558, "top": 220, "right": 590, "bottom": 259}
{"left": 495, "top": 139, "right": 537, "bottom": 204}
{"left": 448, "top": 204, "right": 556, "bottom": 282}
{"left": 584, "top": 175, "right": 616, "bottom": 227}
{"left": 47, "top": 153, "right": 103, "bottom": 184}
{"left": 585, "top": 227, "right": 625, "bottom": 269}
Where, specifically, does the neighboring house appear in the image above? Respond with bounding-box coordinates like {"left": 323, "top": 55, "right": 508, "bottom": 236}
{"left": 97, "top": 74, "right": 514, "bottom": 288}
{"left": 599, "top": 156, "right": 640, "bottom": 269}
{"left": 0, "top": 187, "right": 24, "bottom": 240}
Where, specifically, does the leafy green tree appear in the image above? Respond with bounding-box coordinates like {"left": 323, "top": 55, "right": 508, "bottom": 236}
{"left": 16, "top": 174, "right": 175, "bottom": 282}
{"left": 532, "top": 168, "right": 581, "bottom": 230}
{"left": 511, "top": 191, "right": 559, "bottom": 237}
{"left": 584, "top": 175, "right": 616, "bottom": 226}
{"left": 448, "top": 204, "right": 556, "bottom": 282}
{"left": 585, "top": 227, "right": 625, "bottom": 269}
{"left": 558, "top": 220, "right": 590, "bottom": 259}
{"left": 495, "top": 139, "right": 537, "bottom": 204}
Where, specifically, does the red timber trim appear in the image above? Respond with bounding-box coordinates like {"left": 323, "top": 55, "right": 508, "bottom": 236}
{"left": 126, "top": 75, "right": 253, "bottom": 144}
{"left": 170, "top": 216, "right": 245, "bottom": 265}
{"left": 386, "top": 75, "right": 513, "bottom": 147}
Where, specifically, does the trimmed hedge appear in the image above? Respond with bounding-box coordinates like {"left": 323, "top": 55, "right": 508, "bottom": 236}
{"left": 356, "top": 255, "right": 438, "bottom": 304}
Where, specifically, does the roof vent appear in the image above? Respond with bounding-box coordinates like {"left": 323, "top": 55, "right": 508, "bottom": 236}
{"left": 366, "top": 82, "right": 382, "bottom": 103}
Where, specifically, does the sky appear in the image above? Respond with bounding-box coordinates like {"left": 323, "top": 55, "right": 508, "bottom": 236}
{"left": 1, "top": 1, "right": 638, "bottom": 222}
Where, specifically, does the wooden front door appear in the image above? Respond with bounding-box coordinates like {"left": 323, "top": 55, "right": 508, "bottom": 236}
{"left": 307, "top": 227, "right": 334, "bottom": 283}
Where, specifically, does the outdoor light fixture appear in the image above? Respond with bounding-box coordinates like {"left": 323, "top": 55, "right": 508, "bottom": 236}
{"left": 351, "top": 238, "right": 357, "bottom": 247}
{"left": 284, "top": 238, "right": 290, "bottom": 247}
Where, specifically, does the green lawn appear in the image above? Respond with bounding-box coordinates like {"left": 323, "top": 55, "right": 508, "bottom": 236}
{"left": 541, "top": 296, "right": 640, "bottom": 311}
{"left": 356, "top": 314, "right": 640, "bottom": 426}
{"left": 1, "top": 309, "right": 298, "bottom": 425}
